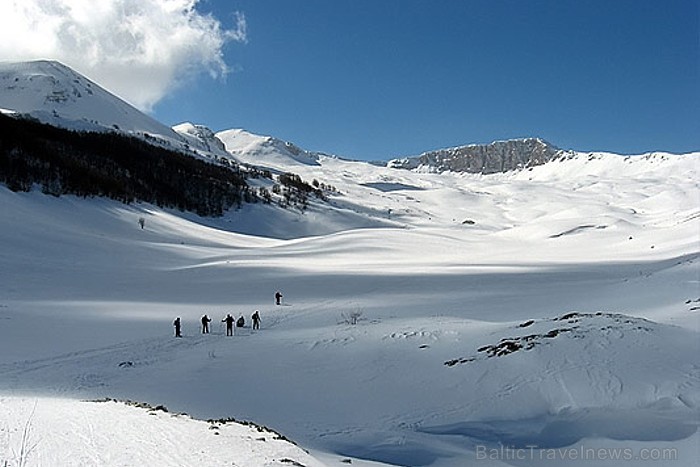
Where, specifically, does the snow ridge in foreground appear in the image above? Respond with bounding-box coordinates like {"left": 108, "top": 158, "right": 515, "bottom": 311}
{"left": 0, "top": 397, "right": 324, "bottom": 467}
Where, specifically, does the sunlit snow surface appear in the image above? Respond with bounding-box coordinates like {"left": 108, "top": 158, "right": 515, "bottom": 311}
{"left": 1, "top": 143, "right": 698, "bottom": 466}
{"left": 0, "top": 60, "right": 698, "bottom": 465}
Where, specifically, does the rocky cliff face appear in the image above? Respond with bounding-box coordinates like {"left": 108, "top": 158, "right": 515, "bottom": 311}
{"left": 388, "top": 138, "right": 566, "bottom": 174}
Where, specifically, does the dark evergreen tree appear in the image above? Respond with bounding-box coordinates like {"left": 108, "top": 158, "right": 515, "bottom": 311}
{"left": 0, "top": 114, "right": 248, "bottom": 217}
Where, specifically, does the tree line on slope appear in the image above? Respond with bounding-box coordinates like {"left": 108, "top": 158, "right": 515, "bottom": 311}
{"left": 0, "top": 113, "right": 251, "bottom": 216}
{"left": 0, "top": 114, "right": 334, "bottom": 217}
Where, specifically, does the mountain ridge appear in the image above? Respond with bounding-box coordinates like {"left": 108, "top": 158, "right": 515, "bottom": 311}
{"left": 4, "top": 60, "right": 692, "bottom": 176}
{"left": 387, "top": 137, "right": 568, "bottom": 174}
{"left": 216, "top": 128, "right": 327, "bottom": 168}
{"left": 0, "top": 60, "right": 179, "bottom": 140}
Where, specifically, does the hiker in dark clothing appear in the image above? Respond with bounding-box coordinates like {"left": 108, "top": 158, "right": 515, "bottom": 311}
{"left": 173, "top": 317, "right": 182, "bottom": 338}
{"left": 275, "top": 291, "right": 283, "bottom": 305}
{"left": 237, "top": 315, "right": 245, "bottom": 328}
{"left": 223, "top": 314, "right": 235, "bottom": 336}
{"left": 252, "top": 310, "right": 261, "bottom": 330}
{"left": 201, "top": 314, "right": 212, "bottom": 334}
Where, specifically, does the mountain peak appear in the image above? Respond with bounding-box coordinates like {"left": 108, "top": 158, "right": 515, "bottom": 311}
{"left": 216, "top": 128, "right": 322, "bottom": 167}
{"left": 172, "top": 122, "right": 228, "bottom": 156}
{"left": 0, "top": 60, "right": 178, "bottom": 140}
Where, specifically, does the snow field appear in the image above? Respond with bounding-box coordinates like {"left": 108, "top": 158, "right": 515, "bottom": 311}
{"left": 0, "top": 396, "right": 325, "bottom": 467}
{"left": 0, "top": 128, "right": 698, "bottom": 465}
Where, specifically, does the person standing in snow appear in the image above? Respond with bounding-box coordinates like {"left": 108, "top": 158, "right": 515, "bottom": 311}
{"left": 252, "top": 310, "right": 261, "bottom": 330}
{"left": 201, "top": 314, "right": 212, "bottom": 334}
{"left": 275, "top": 291, "right": 283, "bottom": 306}
{"left": 223, "top": 314, "right": 235, "bottom": 336}
{"left": 173, "top": 317, "right": 182, "bottom": 338}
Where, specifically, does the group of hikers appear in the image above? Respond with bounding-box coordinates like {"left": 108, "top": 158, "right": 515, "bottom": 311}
{"left": 173, "top": 310, "right": 261, "bottom": 338}
{"left": 172, "top": 292, "right": 281, "bottom": 338}
{"left": 173, "top": 310, "right": 260, "bottom": 337}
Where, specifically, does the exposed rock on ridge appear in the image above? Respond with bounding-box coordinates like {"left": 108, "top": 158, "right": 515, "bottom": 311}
{"left": 388, "top": 138, "right": 567, "bottom": 174}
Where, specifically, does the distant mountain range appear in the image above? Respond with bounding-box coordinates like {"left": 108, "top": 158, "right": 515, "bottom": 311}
{"left": 0, "top": 61, "right": 696, "bottom": 192}
{"left": 0, "top": 59, "right": 629, "bottom": 178}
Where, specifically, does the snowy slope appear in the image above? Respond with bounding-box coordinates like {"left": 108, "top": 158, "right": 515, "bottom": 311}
{"left": 1, "top": 397, "right": 325, "bottom": 467}
{"left": 172, "top": 121, "right": 231, "bottom": 158}
{"left": 0, "top": 61, "right": 269, "bottom": 166}
{"left": 217, "top": 128, "right": 323, "bottom": 168}
{"left": 1, "top": 142, "right": 698, "bottom": 466}
{"left": 1, "top": 60, "right": 699, "bottom": 467}
{"left": 0, "top": 60, "right": 180, "bottom": 142}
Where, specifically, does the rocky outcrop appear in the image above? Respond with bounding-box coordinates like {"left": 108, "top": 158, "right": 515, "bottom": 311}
{"left": 388, "top": 138, "right": 566, "bottom": 174}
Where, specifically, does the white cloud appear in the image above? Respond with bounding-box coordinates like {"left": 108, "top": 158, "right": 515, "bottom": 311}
{"left": 0, "top": 0, "right": 247, "bottom": 111}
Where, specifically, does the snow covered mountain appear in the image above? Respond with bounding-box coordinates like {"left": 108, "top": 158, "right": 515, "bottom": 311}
{"left": 172, "top": 121, "right": 230, "bottom": 157}
{"left": 0, "top": 60, "right": 236, "bottom": 165}
{"left": 1, "top": 60, "right": 699, "bottom": 466}
{"left": 388, "top": 138, "right": 565, "bottom": 173}
{"left": 0, "top": 59, "right": 332, "bottom": 170}
{"left": 217, "top": 128, "right": 324, "bottom": 168}
{"left": 0, "top": 60, "right": 180, "bottom": 141}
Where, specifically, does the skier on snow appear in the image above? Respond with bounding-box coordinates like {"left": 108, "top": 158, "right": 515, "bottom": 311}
{"left": 223, "top": 314, "right": 235, "bottom": 336}
{"left": 275, "top": 290, "right": 283, "bottom": 306}
{"left": 252, "top": 310, "right": 261, "bottom": 330}
{"left": 237, "top": 315, "right": 245, "bottom": 328}
{"left": 201, "top": 314, "right": 212, "bottom": 334}
{"left": 173, "top": 317, "right": 182, "bottom": 338}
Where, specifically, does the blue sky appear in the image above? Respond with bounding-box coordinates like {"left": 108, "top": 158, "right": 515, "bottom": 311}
{"left": 152, "top": 0, "right": 699, "bottom": 160}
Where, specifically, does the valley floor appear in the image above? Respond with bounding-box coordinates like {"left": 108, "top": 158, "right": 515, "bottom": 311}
{"left": 1, "top": 151, "right": 698, "bottom": 467}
